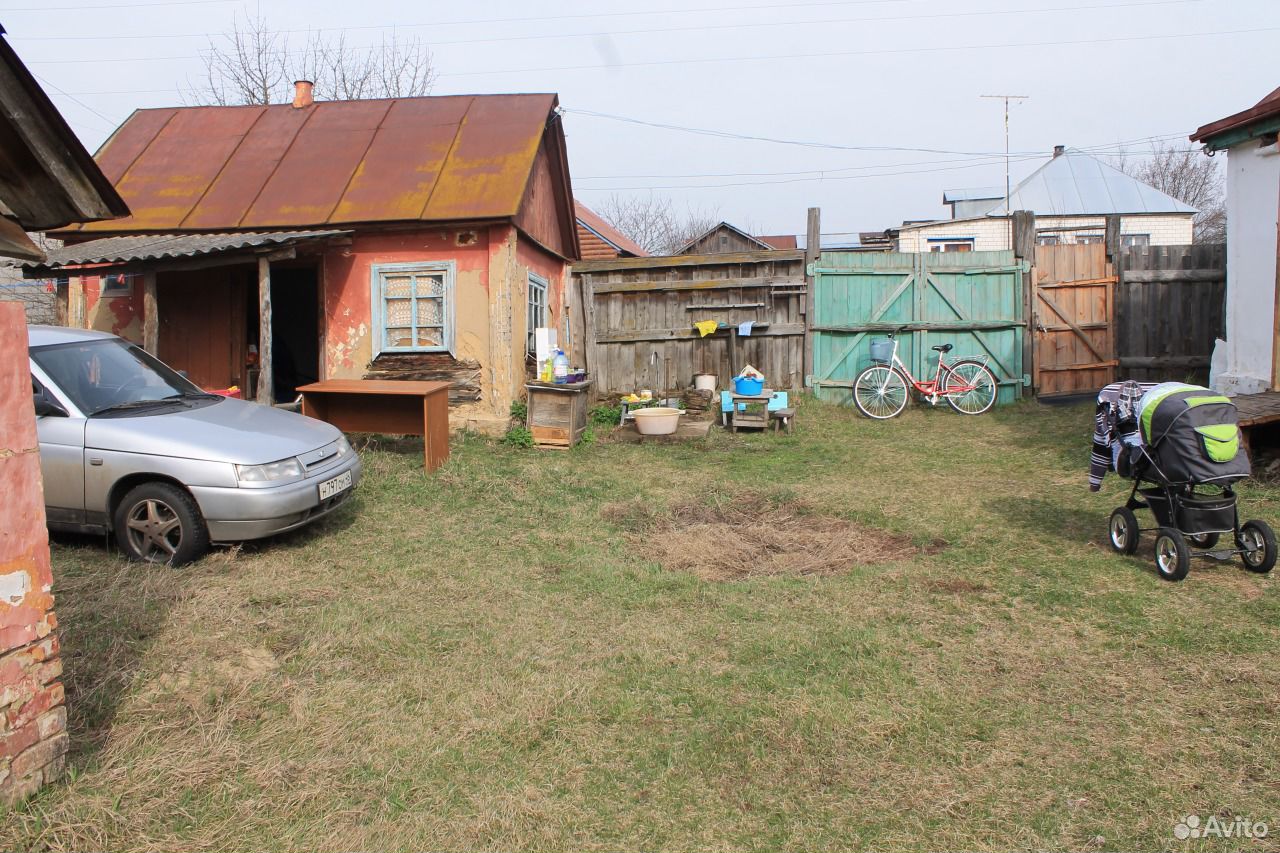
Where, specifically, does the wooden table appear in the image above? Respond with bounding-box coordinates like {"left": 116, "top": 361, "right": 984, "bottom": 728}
{"left": 297, "top": 379, "right": 451, "bottom": 472}
{"left": 526, "top": 380, "right": 592, "bottom": 448}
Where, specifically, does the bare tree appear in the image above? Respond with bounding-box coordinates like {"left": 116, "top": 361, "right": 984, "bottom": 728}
{"left": 1119, "top": 144, "right": 1226, "bottom": 243}
{"left": 187, "top": 14, "right": 436, "bottom": 106}
{"left": 597, "top": 194, "right": 719, "bottom": 255}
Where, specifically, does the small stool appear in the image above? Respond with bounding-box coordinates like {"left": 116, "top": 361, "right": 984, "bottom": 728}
{"left": 770, "top": 407, "right": 795, "bottom": 433}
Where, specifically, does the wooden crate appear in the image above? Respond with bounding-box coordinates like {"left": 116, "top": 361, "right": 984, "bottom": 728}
{"left": 526, "top": 380, "right": 591, "bottom": 448}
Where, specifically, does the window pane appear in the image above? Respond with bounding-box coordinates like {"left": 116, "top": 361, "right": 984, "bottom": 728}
{"left": 416, "top": 328, "right": 443, "bottom": 348}
{"left": 385, "top": 298, "right": 412, "bottom": 326}
{"left": 416, "top": 297, "right": 443, "bottom": 326}
{"left": 384, "top": 275, "right": 412, "bottom": 298}
{"left": 416, "top": 274, "right": 444, "bottom": 297}
{"left": 385, "top": 327, "right": 413, "bottom": 349}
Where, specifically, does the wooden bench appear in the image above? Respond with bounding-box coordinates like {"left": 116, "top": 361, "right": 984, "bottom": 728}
{"left": 297, "top": 379, "right": 451, "bottom": 472}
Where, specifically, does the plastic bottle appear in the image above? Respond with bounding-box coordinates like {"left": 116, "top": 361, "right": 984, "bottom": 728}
{"left": 553, "top": 349, "right": 570, "bottom": 383}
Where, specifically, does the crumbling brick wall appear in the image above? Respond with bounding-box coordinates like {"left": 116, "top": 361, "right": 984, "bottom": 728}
{"left": 0, "top": 301, "right": 66, "bottom": 803}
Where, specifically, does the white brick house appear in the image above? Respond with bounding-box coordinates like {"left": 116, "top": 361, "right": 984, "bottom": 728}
{"left": 897, "top": 147, "right": 1196, "bottom": 252}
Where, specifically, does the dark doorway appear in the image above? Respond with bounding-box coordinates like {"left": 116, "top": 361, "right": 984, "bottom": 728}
{"left": 267, "top": 265, "right": 320, "bottom": 403}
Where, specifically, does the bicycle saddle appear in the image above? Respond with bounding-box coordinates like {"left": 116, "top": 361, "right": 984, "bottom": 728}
{"left": 931, "top": 343, "right": 954, "bottom": 353}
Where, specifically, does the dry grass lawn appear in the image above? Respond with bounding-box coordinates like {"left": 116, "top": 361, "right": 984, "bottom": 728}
{"left": 2, "top": 397, "right": 1278, "bottom": 851}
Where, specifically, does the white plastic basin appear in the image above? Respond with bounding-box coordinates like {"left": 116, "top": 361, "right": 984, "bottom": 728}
{"left": 632, "top": 407, "right": 683, "bottom": 435}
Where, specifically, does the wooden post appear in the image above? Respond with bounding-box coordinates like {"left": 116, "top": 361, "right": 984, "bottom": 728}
{"left": 1104, "top": 214, "right": 1121, "bottom": 264}
{"left": 581, "top": 276, "right": 599, "bottom": 401}
{"left": 1011, "top": 210, "right": 1036, "bottom": 397}
{"left": 803, "top": 207, "right": 820, "bottom": 388}
{"left": 141, "top": 271, "right": 158, "bottom": 354}
{"left": 257, "top": 255, "right": 273, "bottom": 405}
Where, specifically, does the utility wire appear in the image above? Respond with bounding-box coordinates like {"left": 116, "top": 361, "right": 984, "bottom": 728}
{"left": 8, "top": 0, "right": 907, "bottom": 41}
{"left": 2, "top": 0, "right": 234, "bottom": 10}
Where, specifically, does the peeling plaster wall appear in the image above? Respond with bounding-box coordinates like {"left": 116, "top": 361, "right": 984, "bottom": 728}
{"left": 322, "top": 226, "right": 509, "bottom": 432}
{"left": 70, "top": 274, "right": 144, "bottom": 343}
{"left": 0, "top": 302, "right": 67, "bottom": 803}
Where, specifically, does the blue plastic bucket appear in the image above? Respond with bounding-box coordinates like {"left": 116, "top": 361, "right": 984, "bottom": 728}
{"left": 869, "top": 338, "right": 894, "bottom": 363}
{"left": 734, "top": 376, "right": 764, "bottom": 395}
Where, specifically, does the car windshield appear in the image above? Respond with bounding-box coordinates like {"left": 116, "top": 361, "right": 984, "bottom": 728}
{"left": 31, "top": 338, "right": 207, "bottom": 416}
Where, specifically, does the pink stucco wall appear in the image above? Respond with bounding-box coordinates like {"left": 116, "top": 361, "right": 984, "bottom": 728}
{"left": 0, "top": 302, "right": 67, "bottom": 803}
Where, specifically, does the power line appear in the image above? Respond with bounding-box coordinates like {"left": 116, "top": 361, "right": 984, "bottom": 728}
{"left": 2, "top": 0, "right": 234, "bottom": 10}
{"left": 9, "top": 0, "right": 1200, "bottom": 54}
{"left": 8, "top": 0, "right": 908, "bottom": 41}
{"left": 436, "top": 24, "right": 1280, "bottom": 79}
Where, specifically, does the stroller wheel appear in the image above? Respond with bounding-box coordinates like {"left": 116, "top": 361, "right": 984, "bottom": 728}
{"left": 1186, "top": 532, "right": 1220, "bottom": 548}
{"left": 1238, "top": 520, "right": 1277, "bottom": 573}
{"left": 1108, "top": 507, "right": 1140, "bottom": 555}
{"left": 1154, "top": 528, "right": 1190, "bottom": 581}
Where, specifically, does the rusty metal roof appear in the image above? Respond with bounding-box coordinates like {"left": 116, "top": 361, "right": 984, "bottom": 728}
{"left": 20, "top": 230, "right": 351, "bottom": 271}
{"left": 72, "top": 94, "right": 560, "bottom": 233}
{"left": 574, "top": 200, "right": 648, "bottom": 257}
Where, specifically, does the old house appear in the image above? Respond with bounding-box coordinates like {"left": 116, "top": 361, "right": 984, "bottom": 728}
{"left": 28, "top": 85, "right": 578, "bottom": 433}
{"left": 897, "top": 146, "right": 1195, "bottom": 252}
{"left": 1191, "top": 86, "right": 1280, "bottom": 394}
{"left": 574, "top": 200, "right": 648, "bottom": 259}
{"left": 677, "top": 222, "right": 777, "bottom": 254}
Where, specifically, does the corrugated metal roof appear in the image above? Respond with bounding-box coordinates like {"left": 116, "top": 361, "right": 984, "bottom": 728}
{"left": 943, "top": 187, "right": 1004, "bottom": 203}
{"left": 990, "top": 149, "right": 1196, "bottom": 216}
{"left": 72, "top": 94, "right": 560, "bottom": 233}
{"left": 21, "top": 230, "right": 351, "bottom": 270}
{"left": 1191, "top": 85, "right": 1280, "bottom": 147}
{"left": 574, "top": 200, "right": 648, "bottom": 257}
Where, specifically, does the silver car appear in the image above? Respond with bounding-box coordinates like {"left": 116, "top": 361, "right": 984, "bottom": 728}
{"left": 28, "top": 326, "right": 361, "bottom": 565}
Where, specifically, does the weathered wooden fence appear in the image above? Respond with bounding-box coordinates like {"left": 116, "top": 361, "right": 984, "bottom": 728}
{"left": 1115, "top": 243, "right": 1225, "bottom": 383}
{"left": 571, "top": 249, "right": 806, "bottom": 394}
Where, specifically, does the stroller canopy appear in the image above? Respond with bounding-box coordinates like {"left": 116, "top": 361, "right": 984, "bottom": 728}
{"left": 1139, "top": 385, "right": 1250, "bottom": 484}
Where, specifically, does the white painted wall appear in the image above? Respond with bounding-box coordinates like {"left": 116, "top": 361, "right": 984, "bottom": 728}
{"left": 899, "top": 213, "right": 1193, "bottom": 252}
{"left": 1214, "top": 138, "right": 1280, "bottom": 395}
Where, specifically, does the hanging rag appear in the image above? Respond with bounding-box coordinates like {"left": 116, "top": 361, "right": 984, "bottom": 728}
{"left": 1089, "top": 380, "right": 1159, "bottom": 491}
{"left": 694, "top": 320, "right": 720, "bottom": 338}
{"left": 738, "top": 320, "right": 756, "bottom": 337}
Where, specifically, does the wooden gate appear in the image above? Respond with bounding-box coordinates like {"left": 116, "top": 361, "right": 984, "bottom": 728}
{"left": 1033, "top": 243, "right": 1116, "bottom": 396}
{"left": 810, "top": 250, "right": 1026, "bottom": 405}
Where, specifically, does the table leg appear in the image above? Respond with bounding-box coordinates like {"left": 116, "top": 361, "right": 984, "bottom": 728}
{"left": 422, "top": 391, "right": 450, "bottom": 472}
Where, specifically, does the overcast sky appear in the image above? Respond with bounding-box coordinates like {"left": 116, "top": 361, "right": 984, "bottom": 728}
{"left": 5, "top": 0, "right": 1276, "bottom": 238}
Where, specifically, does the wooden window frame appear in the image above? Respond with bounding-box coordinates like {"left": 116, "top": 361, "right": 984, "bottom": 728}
{"left": 527, "top": 272, "right": 548, "bottom": 356}
{"left": 370, "top": 261, "right": 455, "bottom": 358}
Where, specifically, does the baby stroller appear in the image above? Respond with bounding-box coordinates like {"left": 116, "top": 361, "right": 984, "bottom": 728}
{"left": 1107, "top": 385, "right": 1276, "bottom": 581}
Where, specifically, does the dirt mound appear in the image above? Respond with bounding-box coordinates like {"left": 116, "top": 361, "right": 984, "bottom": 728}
{"left": 603, "top": 493, "right": 925, "bottom": 581}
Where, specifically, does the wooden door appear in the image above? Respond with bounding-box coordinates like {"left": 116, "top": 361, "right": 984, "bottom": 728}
{"left": 1033, "top": 244, "right": 1117, "bottom": 396}
{"left": 157, "top": 267, "right": 248, "bottom": 390}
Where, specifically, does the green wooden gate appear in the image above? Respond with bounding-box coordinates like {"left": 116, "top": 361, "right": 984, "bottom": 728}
{"left": 809, "top": 250, "right": 1027, "bottom": 405}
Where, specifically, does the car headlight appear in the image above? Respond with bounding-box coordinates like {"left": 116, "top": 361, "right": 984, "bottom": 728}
{"left": 236, "top": 457, "right": 304, "bottom": 483}
{"left": 334, "top": 435, "right": 352, "bottom": 457}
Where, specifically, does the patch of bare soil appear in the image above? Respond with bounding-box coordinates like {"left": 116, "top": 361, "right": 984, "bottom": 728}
{"left": 603, "top": 492, "right": 927, "bottom": 581}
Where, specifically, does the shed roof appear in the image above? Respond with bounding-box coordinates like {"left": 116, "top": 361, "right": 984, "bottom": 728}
{"left": 987, "top": 149, "right": 1195, "bottom": 216}
{"left": 1191, "top": 85, "right": 1280, "bottom": 149}
{"left": 0, "top": 26, "right": 128, "bottom": 259}
{"left": 68, "top": 93, "right": 563, "bottom": 234}
{"left": 756, "top": 234, "right": 798, "bottom": 249}
{"left": 574, "top": 200, "right": 648, "bottom": 257}
{"left": 20, "top": 229, "right": 350, "bottom": 272}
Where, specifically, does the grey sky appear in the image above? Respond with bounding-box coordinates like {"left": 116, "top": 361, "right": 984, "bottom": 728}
{"left": 5, "top": 0, "right": 1275, "bottom": 238}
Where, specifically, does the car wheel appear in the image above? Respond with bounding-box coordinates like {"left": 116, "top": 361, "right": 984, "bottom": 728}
{"left": 113, "top": 481, "right": 210, "bottom": 566}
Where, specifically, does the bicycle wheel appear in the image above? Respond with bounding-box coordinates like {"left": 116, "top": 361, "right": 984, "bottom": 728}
{"left": 853, "top": 365, "right": 908, "bottom": 419}
{"left": 942, "top": 360, "right": 998, "bottom": 415}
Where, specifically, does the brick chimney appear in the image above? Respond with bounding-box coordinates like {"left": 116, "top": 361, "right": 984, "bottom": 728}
{"left": 292, "top": 80, "right": 314, "bottom": 109}
{"left": 1053, "top": 145, "right": 1065, "bottom": 158}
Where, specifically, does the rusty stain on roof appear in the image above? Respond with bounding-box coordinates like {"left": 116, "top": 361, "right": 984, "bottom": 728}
{"left": 76, "top": 94, "right": 561, "bottom": 233}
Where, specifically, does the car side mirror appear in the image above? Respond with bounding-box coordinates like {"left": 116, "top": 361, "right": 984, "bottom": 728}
{"left": 33, "top": 389, "right": 68, "bottom": 418}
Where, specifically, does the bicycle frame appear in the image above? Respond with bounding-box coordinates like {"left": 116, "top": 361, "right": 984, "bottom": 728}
{"left": 876, "top": 335, "right": 983, "bottom": 403}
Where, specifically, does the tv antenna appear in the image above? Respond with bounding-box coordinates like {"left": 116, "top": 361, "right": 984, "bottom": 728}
{"left": 981, "top": 94, "right": 1029, "bottom": 214}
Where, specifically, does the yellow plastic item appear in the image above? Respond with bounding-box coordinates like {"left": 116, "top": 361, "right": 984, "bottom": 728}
{"left": 694, "top": 320, "right": 719, "bottom": 338}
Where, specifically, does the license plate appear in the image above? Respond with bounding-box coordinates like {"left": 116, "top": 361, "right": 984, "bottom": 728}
{"left": 318, "top": 470, "right": 352, "bottom": 501}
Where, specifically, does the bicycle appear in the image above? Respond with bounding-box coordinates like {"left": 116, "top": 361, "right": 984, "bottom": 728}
{"left": 852, "top": 331, "right": 998, "bottom": 419}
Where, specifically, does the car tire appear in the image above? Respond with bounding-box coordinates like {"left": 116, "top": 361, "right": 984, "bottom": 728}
{"left": 113, "top": 481, "right": 210, "bottom": 566}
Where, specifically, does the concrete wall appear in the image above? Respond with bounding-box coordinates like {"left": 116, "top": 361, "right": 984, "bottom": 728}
{"left": 1215, "top": 138, "right": 1280, "bottom": 394}
{"left": 0, "top": 302, "right": 67, "bottom": 804}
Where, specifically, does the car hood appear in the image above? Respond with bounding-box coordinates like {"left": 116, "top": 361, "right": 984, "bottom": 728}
{"left": 85, "top": 397, "right": 342, "bottom": 465}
